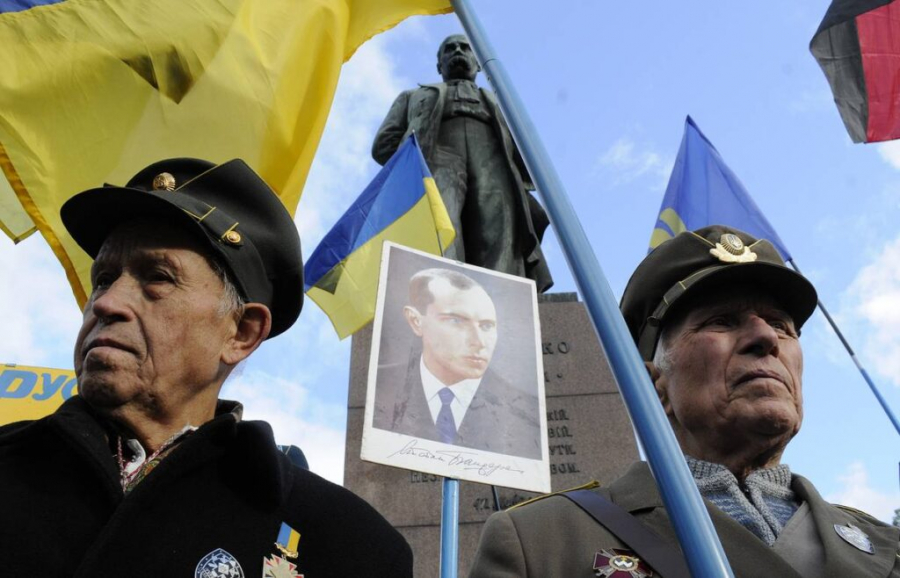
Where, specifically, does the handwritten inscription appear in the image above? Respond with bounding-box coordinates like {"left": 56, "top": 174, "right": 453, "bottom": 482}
{"left": 389, "top": 440, "right": 525, "bottom": 478}
{"left": 547, "top": 409, "right": 570, "bottom": 421}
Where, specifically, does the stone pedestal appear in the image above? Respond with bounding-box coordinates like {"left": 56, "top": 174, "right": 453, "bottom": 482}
{"left": 344, "top": 293, "right": 640, "bottom": 577}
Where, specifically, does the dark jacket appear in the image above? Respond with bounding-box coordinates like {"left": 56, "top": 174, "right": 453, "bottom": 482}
{"left": 470, "top": 461, "right": 900, "bottom": 578}
{"left": 0, "top": 396, "right": 412, "bottom": 578}
{"left": 373, "top": 353, "right": 542, "bottom": 460}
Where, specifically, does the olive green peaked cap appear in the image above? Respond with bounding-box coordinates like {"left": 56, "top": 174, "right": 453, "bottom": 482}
{"left": 620, "top": 225, "right": 818, "bottom": 360}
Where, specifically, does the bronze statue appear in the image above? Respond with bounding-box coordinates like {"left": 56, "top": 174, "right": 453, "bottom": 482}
{"left": 372, "top": 34, "right": 553, "bottom": 292}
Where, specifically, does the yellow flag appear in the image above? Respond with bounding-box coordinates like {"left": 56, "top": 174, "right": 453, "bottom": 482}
{"left": 0, "top": 364, "right": 78, "bottom": 426}
{"left": 0, "top": 0, "right": 452, "bottom": 306}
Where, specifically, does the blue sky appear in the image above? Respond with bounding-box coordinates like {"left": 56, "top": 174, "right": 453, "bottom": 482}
{"left": 1, "top": 0, "right": 898, "bottom": 521}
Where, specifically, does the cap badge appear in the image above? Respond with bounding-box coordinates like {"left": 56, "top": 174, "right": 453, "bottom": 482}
{"left": 834, "top": 523, "right": 875, "bottom": 554}
{"left": 593, "top": 548, "right": 654, "bottom": 577}
{"left": 152, "top": 172, "right": 177, "bottom": 191}
{"left": 710, "top": 234, "right": 757, "bottom": 263}
{"left": 195, "top": 548, "right": 245, "bottom": 578}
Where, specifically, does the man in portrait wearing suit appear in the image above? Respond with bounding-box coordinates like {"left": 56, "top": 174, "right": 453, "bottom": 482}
{"left": 372, "top": 34, "right": 553, "bottom": 293}
{"left": 373, "top": 268, "right": 541, "bottom": 460}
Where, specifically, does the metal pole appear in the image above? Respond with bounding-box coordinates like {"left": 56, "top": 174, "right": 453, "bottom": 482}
{"left": 440, "top": 477, "right": 460, "bottom": 578}
{"left": 451, "top": 1, "right": 735, "bottom": 576}
{"left": 788, "top": 260, "right": 900, "bottom": 436}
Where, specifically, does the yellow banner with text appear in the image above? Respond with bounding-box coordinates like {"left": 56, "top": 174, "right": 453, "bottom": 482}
{"left": 0, "top": 364, "right": 77, "bottom": 425}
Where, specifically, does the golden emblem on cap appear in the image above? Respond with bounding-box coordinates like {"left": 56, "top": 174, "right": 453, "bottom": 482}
{"left": 224, "top": 230, "right": 242, "bottom": 244}
{"left": 710, "top": 233, "right": 757, "bottom": 263}
{"left": 152, "top": 172, "right": 176, "bottom": 191}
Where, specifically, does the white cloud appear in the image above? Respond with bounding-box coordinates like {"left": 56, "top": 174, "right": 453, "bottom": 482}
{"left": 842, "top": 234, "right": 900, "bottom": 386}
{"left": 298, "top": 35, "right": 408, "bottom": 245}
{"left": 596, "top": 137, "right": 673, "bottom": 189}
{"left": 877, "top": 141, "right": 900, "bottom": 171}
{"left": 826, "top": 462, "right": 899, "bottom": 524}
{"left": 222, "top": 369, "right": 346, "bottom": 484}
{"left": 0, "top": 236, "right": 82, "bottom": 367}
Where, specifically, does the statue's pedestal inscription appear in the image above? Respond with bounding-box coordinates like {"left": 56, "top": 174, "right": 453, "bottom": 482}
{"left": 344, "top": 294, "right": 640, "bottom": 577}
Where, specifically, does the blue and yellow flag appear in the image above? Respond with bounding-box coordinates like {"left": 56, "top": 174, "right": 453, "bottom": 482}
{"left": 304, "top": 135, "right": 455, "bottom": 339}
{"left": 0, "top": 0, "right": 452, "bottom": 306}
{"left": 651, "top": 116, "right": 792, "bottom": 259}
{"left": 0, "top": 364, "right": 78, "bottom": 426}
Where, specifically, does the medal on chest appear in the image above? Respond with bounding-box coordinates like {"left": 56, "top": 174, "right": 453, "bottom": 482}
{"left": 263, "top": 522, "right": 304, "bottom": 578}
{"left": 195, "top": 548, "right": 245, "bottom": 578}
{"left": 834, "top": 523, "right": 875, "bottom": 554}
{"left": 593, "top": 548, "right": 654, "bottom": 577}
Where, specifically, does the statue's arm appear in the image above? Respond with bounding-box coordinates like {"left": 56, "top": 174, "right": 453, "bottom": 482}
{"left": 372, "top": 91, "right": 412, "bottom": 166}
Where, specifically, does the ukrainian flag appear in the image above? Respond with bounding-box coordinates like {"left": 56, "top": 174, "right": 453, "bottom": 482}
{"left": 651, "top": 116, "right": 791, "bottom": 259}
{"left": 0, "top": 0, "right": 452, "bottom": 306}
{"left": 304, "top": 135, "right": 455, "bottom": 339}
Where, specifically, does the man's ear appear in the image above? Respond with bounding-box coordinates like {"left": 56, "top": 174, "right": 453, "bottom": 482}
{"left": 645, "top": 361, "right": 672, "bottom": 415}
{"left": 403, "top": 305, "right": 424, "bottom": 337}
{"left": 222, "top": 303, "right": 271, "bottom": 366}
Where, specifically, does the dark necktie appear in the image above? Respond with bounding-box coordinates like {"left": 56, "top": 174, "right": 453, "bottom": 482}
{"left": 435, "top": 387, "right": 458, "bottom": 444}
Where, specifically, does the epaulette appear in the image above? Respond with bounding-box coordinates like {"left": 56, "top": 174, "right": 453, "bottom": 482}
{"left": 506, "top": 480, "right": 601, "bottom": 511}
{"left": 836, "top": 504, "right": 878, "bottom": 520}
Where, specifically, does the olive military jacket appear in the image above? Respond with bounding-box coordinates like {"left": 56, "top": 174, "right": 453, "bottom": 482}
{"left": 0, "top": 396, "right": 412, "bottom": 578}
{"left": 470, "top": 461, "right": 899, "bottom": 578}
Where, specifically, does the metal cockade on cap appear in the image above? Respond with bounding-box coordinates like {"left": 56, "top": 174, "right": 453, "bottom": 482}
{"left": 709, "top": 233, "right": 757, "bottom": 264}
{"left": 152, "top": 172, "right": 176, "bottom": 191}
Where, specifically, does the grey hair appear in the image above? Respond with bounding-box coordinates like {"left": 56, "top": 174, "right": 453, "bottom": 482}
{"left": 207, "top": 256, "right": 246, "bottom": 322}
{"left": 652, "top": 330, "right": 672, "bottom": 373}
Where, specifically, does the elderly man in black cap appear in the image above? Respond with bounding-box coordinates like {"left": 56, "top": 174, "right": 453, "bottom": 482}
{"left": 0, "top": 159, "right": 412, "bottom": 577}
{"left": 470, "top": 226, "right": 899, "bottom": 578}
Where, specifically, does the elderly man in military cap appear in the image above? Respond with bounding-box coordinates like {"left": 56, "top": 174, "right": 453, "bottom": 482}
{"left": 0, "top": 159, "right": 412, "bottom": 577}
{"left": 470, "top": 226, "right": 899, "bottom": 578}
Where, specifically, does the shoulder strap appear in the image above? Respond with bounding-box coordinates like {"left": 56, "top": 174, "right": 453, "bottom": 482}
{"left": 562, "top": 489, "right": 692, "bottom": 578}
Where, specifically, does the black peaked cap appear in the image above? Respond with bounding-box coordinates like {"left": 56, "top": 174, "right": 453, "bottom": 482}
{"left": 620, "top": 225, "right": 817, "bottom": 361}
{"left": 61, "top": 158, "right": 303, "bottom": 338}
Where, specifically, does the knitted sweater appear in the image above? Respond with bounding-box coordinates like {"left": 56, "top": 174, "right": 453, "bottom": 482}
{"left": 686, "top": 456, "right": 800, "bottom": 545}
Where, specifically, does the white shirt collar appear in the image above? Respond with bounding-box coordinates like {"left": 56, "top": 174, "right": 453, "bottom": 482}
{"left": 419, "top": 355, "right": 482, "bottom": 428}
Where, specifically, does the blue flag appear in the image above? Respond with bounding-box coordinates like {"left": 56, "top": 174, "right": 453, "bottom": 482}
{"left": 304, "top": 135, "right": 455, "bottom": 339}
{"left": 650, "top": 116, "right": 791, "bottom": 260}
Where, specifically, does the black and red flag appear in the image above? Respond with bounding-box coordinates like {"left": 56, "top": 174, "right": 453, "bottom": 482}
{"left": 811, "top": 0, "right": 900, "bottom": 142}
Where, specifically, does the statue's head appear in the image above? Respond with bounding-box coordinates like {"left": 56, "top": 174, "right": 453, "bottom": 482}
{"left": 437, "top": 34, "right": 480, "bottom": 82}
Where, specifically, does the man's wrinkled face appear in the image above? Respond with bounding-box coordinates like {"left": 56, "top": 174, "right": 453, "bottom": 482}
{"left": 73, "top": 220, "right": 235, "bottom": 413}
{"left": 406, "top": 277, "right": 497, "bottom": 385}
{"left": 438, "top": 35, "right": 479, "bottom": 82}
{"left": 654, "top": 288, "right": 804, "bottom": 447}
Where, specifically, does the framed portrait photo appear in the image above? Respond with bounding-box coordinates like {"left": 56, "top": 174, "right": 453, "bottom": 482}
{"left": 361, "top": 242, "right": 550, "bottom": 493}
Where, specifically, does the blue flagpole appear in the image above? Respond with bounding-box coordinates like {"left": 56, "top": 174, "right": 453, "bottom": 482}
{"left": 440, "top": 477, "right": 460, "bottom": 578}
{"left": 451, "top": 1, "right": 734, "bottom": 576}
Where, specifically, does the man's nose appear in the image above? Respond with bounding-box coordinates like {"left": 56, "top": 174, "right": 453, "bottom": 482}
{"left": 89, "top": 276, "right": 137, "bottom": 323}
{"left": 466, "top": 325, "right": 487, "bottom": 349}
{"left": 739, "top": 315, "right": 780, "bottom": 357}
